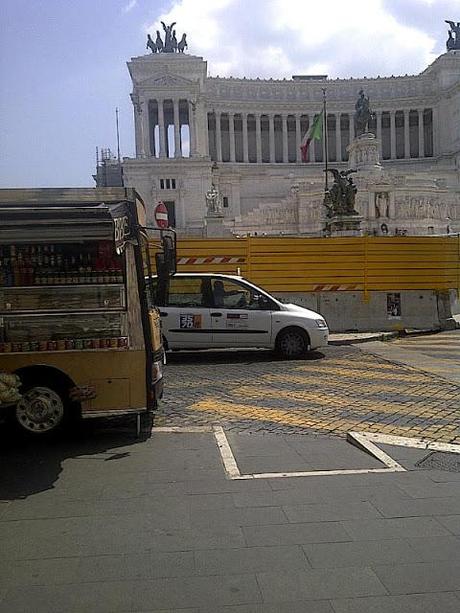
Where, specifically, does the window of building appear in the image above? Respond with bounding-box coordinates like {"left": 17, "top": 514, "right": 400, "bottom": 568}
{"left": 223, "top": 196, "right": 229, "bottom": 208}
{"left": 159, "top": 178, "right": 176, "bottom": 190}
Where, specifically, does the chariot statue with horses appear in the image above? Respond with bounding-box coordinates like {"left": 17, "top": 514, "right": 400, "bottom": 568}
{"left": 146, "top": 21, "right": 188, "bottom": 54}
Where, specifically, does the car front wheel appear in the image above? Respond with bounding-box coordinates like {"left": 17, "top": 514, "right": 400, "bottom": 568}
{"left": 276, "top": 327, "right": 309, "bottom": 359}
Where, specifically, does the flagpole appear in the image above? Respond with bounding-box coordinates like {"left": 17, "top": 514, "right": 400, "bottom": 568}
{"left": 322, "top": 87, "right": 328, "bottom": 192}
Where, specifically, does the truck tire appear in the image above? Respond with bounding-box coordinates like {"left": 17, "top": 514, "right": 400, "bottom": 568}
{"left": 15, "top": 384, "right": 68, "bottom": 435}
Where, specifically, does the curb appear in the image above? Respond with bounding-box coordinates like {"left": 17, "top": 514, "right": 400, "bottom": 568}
{"left": 328, "top": 326, "right": 450, "bottom": 346}
{"left": 328, "top": 331, "right": 399, "bottom": 345}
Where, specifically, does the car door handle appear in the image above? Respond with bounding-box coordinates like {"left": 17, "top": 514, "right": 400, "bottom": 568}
{"left": 159, "top": 311, "right": 168, "bottom": 317}
{"left": 211, "top": 312, "right": 223, "bottom": 317}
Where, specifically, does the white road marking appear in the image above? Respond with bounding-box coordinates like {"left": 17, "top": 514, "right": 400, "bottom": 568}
{"left": 350, "top": 432, "right": 460, "bottom": 454}
{"left": 150, "top": 428, "right": 459, "bottom": 481}
{"left": 213, "top": 426, "right": 241, "bottom": 478}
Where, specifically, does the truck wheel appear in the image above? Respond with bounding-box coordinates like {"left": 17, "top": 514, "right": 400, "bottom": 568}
{"left": 15, "top": 385, "right": 66, "bottom": 434}
{"left": 276, "top": 328, "right": 309, "bottom": 359}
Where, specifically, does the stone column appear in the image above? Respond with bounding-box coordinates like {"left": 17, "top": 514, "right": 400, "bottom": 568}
{"left": 142, "top": 100, "right": 151, "bottom": 157}
{"left": 310, "top": 114, "right": 317, "bottom": 162}
{"left": 404, "top": 109, "right": 410, "bottom": 159}
{"left": 173, "top": 99, "right": 181, "bottom": 158}
{"left": 135, "top": 99, "right": 146, "bottom": 157}
{"left": 335, "top": 113, "right": 342, "bottom": 162}
{"left": 295, "top": 115, "right": 301, "bottom": 163}
{"left": 432, "top": 106, "right": 439, "bottom": 157}
{"left": 418, "top": 109, "right": 425, "bottom": 158}
{"left": 158, "top": 98, "right": 166, "bottom": 158}
{"left": 255, "top": 113, "right": 262, "bottom": 163}
{"left": 215, "top": 111, "right": 222, "bottom": 162}
{"left": 390, "top": 110, "right": 396, "bottom": 159}
{"left": 242, "top": 112, "right": 249, "bottom": 162}
{"left": 269, "top": 114, "right": 275, "bottom": 163}
{"left": 376, "top": 110, "right": 383, "bottom": 157}
{"left": 229, "top": 113, "right": 236, "bottom": 162}
{"left": 282, "top": 114, "right": 288, "bottom": 163}
{"left": 349, "top": 113, "right": 355, "bottom": 142}
{"left": 188, "top": 100, "right": 196, "bottom": 157}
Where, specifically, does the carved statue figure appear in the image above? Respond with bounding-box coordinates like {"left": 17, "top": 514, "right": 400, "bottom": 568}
{"left": 178, "top": 33, "right": 188, "bottom": 53}
{"left": 445, "top": 20, "right": 460, "bottom": 50}
{"left": 324, "top": 169, "right": 358, "bottom": 217}
{"left": 155, "top": 30, "right": 164, "bottom": 52}
{"left": 146, "top": 34, "right": 157, "bottom": 53}
{"left": 345, "top": 177, "right": 358, "bottom": 214}
{"left": 171, "top": 30, "right": 178, "bottom": 52}
{"left": 205, "top": 184, "right": 223, "bottom": 216}
{"left": 375, "top": 192, "right": 389, "bottom": 218}
{"left": 354, "top": 89, "right": 373, "bottom": 136}
{"left": 161, "top": 21, "right": 177, "bottom": 52}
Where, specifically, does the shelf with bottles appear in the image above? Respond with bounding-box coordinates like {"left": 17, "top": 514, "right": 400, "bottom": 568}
{"left": 0, "top": 241, "right": 124, "bottom": 288}
{"left": 0, "top": 284, "right": 125, "bottom": 313}
{"left": 0, "top": 337, "right": 129, "bottom": 354}
{"left": 0, "top": 311, "right": 126, "bottom": 349}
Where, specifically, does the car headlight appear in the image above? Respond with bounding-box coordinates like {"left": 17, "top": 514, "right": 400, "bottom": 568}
{"left": 315, "top": 318, "right": 328, "bottom": 329}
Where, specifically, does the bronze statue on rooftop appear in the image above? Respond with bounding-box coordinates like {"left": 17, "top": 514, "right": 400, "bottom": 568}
{"left": 445, "top": 20, "right": 460, "bottom": 50}
{"left": 147, "top": 22, "right": 187, "bottom": 54}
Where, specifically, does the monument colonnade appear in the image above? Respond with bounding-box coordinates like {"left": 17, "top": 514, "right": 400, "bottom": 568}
{"left": 135, "top": 96, "right": 197, "bottom": 158}
{"left": 135, "top": 97, "right": 433, "bottom": 163}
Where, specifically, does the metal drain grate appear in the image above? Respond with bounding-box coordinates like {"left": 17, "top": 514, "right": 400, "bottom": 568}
{"left": 416, "top": 451, "right": 460, "bottom": 473}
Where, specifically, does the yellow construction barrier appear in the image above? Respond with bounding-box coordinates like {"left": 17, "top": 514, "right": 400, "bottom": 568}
{"left": 149, "top": 235, "right": 460, "bottom": 296}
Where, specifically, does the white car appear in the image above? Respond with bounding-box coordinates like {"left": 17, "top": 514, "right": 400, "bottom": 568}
{"left": 152, "top": 273, "right": 329, "bottom": 359}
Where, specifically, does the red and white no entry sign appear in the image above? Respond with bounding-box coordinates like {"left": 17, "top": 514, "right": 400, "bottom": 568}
{"left": 154, "top": 201, "right": 169, "bottom": 229}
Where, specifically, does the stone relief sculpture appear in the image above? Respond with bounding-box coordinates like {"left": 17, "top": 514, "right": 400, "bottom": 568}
{"left": 324, "top": 169, "right": 359, "bottom": 217}
{"left": 445, "top": 20, "right": 460, "bottom": 50}
{"left": 354, "top": 89, "right": 373, "bottom": 136}
{"left": 147, "top": 22, "right": 187, "bottom": 54}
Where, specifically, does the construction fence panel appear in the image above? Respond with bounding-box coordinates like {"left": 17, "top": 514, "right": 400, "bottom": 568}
{"left": 149, "top": 235, "right": 460, "bottom": 295}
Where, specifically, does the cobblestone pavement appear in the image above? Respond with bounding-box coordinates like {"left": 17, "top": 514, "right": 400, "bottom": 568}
{"left": 157, "top": 345, "right": 460, "bottom": 444}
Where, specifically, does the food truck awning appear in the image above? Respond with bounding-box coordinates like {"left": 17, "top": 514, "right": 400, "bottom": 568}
{"left": 0, "top": 201, "right": 133, "bottom": 244}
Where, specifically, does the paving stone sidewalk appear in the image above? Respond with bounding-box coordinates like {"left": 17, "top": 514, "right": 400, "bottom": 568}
{"left": 1, "top": 428, "right": 460, "bottom": 613}
{"left": 157, "top": 345, "right": 460, "bottom": 444}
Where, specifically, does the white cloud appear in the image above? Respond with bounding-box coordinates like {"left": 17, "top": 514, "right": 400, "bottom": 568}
{"left": 146, "top": 0, "right": 456, "bottom": 78}
{"left": 122, "top": 0, "right": 137, "bottom": 14}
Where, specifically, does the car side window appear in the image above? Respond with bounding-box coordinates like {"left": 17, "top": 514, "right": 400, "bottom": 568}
{"left": 167, "top": 277, "right": 207, "bottom": 308}
{"left": 211, "top": 279, "right": 259, "bottom": 309}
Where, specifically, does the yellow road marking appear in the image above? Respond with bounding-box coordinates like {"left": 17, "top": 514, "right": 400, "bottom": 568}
{"left": 191, "top": 398, "right": 458, "bottom": 442}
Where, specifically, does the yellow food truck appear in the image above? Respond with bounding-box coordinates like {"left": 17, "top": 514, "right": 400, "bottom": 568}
{"left": 0, "top": 188, "right": 175, "bottom": 435}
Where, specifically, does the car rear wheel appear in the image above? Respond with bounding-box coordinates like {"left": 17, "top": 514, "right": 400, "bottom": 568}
{"left": 276, "top": 328, "right": 309, "bottom": 359}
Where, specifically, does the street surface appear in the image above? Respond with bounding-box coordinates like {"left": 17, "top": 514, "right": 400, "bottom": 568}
{"left": 1, "top": 330, "right": 459, "bottom": 612}
{"left": 159, "top": 331, "right": 460, "bottom": 445}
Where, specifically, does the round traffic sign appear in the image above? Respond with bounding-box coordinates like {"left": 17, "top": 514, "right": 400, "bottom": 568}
{"left": 154, "top": 201, "right": 169, "bottom": 229}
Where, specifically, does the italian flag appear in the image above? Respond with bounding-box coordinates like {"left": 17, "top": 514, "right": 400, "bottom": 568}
{"left": 300, "top": 111, "right": 323, "bottom": 162}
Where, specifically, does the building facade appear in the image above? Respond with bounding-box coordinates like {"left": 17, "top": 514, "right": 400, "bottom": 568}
{"left": 123, "top": 46, "right": 460, "bottom": 236}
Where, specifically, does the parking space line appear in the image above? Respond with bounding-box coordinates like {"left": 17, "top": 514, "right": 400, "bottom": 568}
{"left": 212, "top": 428, "right": 407, "bottom": 481}
{"left": 350, "top": 431, "right": 460, "bottom": 454}
{"left": 213, "top": 425, "right": 241, "bottom": 478}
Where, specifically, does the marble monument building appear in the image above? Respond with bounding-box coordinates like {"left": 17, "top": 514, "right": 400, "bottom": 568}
{"left": 122, "top": 23, "right": 460, "bottom": 236}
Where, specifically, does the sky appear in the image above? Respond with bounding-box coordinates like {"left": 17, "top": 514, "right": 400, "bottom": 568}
{"left": 1, "top": 0, "right": 458, "bottom": 188}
